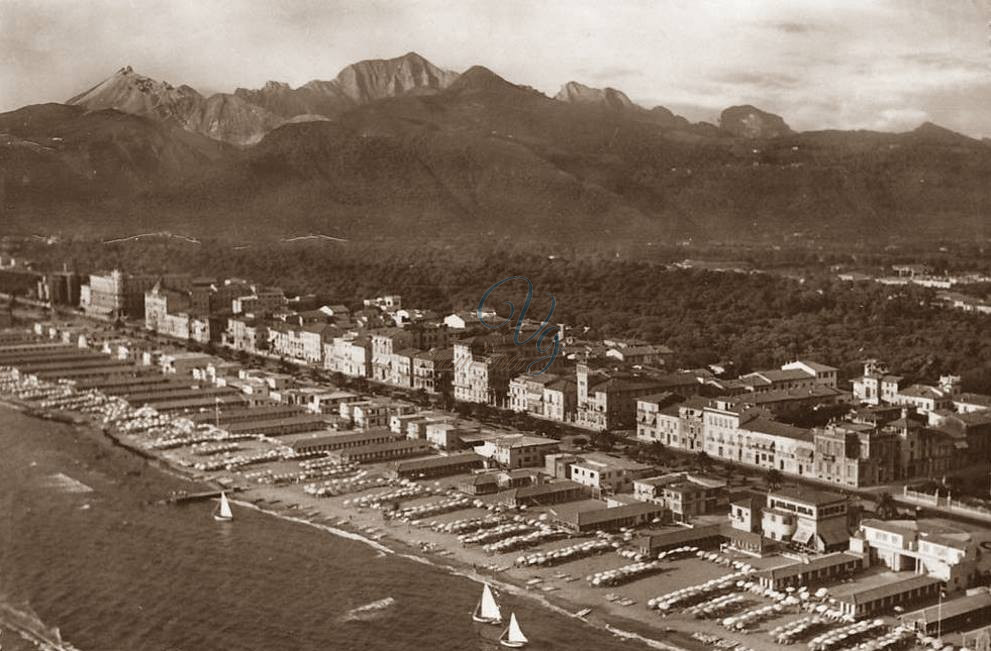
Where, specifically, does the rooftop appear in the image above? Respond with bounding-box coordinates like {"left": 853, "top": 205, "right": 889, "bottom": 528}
{"left": 769, "top": 486, "right": 847, "bottom": 507}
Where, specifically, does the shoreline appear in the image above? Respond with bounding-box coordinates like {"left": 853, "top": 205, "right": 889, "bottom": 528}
{"left": 1, "top": 399, "right": 694, "bottom": 651}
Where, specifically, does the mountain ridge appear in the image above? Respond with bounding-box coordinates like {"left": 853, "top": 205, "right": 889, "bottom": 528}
{"left": 3, "top": 52, "right": 988, "bottom": 243}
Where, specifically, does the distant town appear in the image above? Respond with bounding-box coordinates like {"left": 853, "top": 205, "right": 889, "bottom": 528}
{"left": 3, "top": 260, "right": 991, "bottom": 650}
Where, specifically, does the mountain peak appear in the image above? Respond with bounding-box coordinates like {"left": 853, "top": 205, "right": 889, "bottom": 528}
{"left": 333, "top": 52, "right": 459, "bottom": 103}
{"left": 446, "top": 65, "right": 517, "bottom": 94}
{"left": 555, "top": 81, "right": 636, "bottom": 111}
{"left": 719, "top": 104, "right": 793, "bottom": 139}
{"left": 67, "top": 67, "right": 202, "bottom": 121}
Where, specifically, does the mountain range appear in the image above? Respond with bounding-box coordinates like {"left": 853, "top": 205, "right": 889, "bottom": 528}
{"left": 2, "top": 52, "right": 989, "bottom": 242}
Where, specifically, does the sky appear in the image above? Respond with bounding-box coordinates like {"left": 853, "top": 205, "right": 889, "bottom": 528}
{"left": 2, "top": 0, "right": 991, "bottom": 136}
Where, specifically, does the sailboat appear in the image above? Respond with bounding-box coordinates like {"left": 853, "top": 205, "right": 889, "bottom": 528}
{"left": 472, "top": 583, "right": 502, "bottom": 624}
{"left": 214, "top": 492, "right": 233, "bottom": 522}
{"left": 499, "top": 612, "right": 528, "bottom": 648}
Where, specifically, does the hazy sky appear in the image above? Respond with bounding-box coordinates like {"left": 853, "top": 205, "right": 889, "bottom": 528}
{"left": 3, "top": 0, "right": 991, "bottom": 136}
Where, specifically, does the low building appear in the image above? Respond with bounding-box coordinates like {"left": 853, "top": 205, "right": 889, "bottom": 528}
{"left": 500, "top": 480, "right": 587, "bottom": 507}
{"left": 854, "top": 519, "right": 980, "bottom": 590}
{"left": 562, "top": 501, "right": 667, "bottom": 533}
{"left": 633, "top": 472, "right": 728, "bottom": 520}
{"left": 754, "top": 552, "right": 863, "bottom": 590}
{"left": 569, "top": 453, "right": 654, "bottom": 497}
{"left": 833, "top": 574, "right": 941, "bottom": 619}
{"left": 330, "top": 439, "right": 432, "bottom": 464}
{"left": 389, "top": 453, "right": 485, "bottom": 479}
{"left": 473, "top": 434, "right": 559, "bottom": 469}
{"left": 635, "top": 523, "right": 725, "bottom": 555}
{"left": 284, "top": 429, "right": 400, "bottom": 455}
{"left": 901, "top": 592, "right": 991, "bottom": 636}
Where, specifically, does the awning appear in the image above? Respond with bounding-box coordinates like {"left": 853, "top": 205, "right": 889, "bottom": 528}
{"left": 792, "top": 526, "right": 815, "bottom": 546}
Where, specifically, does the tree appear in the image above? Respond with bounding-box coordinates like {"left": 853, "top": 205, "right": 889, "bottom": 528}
{"left": 591, "top": 430, "right": 616, "bottom": 451}
{"left": 875, "top": 492, "right": 898, "bottom": 520}
{"left": 766, "top": 469, "right": 784, "bottom": 490}
{"left": 694, "top": 451, "right": 712, "bottom": 473}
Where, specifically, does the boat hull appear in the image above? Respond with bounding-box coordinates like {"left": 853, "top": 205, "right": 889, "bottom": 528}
{"left": 472, "top": 614, "right": 500, "bottom": 624}
{"left": 213, "top": 514, "right": 233, "bottom": 522}
{"left": 499, "top": 641, "right": 526, "bottom": 648}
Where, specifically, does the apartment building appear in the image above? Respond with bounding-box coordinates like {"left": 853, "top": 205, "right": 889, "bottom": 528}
{"left": 813, "top": 421, "right": 899, "bottom": 488}
{"left": 761, "top": 487, "right": 851, "bottom": 553}
{"left": 702, "top": 401, "right": 815, "bottom": 477}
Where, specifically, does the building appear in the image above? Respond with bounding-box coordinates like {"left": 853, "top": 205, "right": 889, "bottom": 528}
{"left": 883, "top": 411, "right": 958, "bottom": 480}
{"left": 453, "top": 335, "right": 540, "bottom": 406}
{"left": 499, "top": 480, "right": 587, "bottom": 507}
{"left": 575, "top": 363, "right": 699, "bottom": 431}
{"left": 325, "top": 334, "right": 371, "bottom": 378}
{"left": 853, "top": 360, "right": 903, "bottom": 405}
{"left": 632, "top": 472, "right": 728, "bottom": 520}
{"left": 833, "top": 574, "right": 941, "bottom": 619}
{"left": 781, "top": 360, "right": 839, "bottom": 388}
{"left": 412, "top": 348, "right": 454, "bottom": 394}
{"left": 561, "top": 502, "right": 666, "bottom": 533}
{"left": 569, "top": 453, "right": 654, "bottom": 497}
{"left": 760, "top": 487, "right": 850, "bottom": 553}
{"left": 389, "top": 453, "right": 485, "bottom": 479}
{"left": 330, "top": 439, "right": 432, "bottom": 464}
{"left": 814, "top": 421, "right": 899, "bottom": 488}
{"left": 473, "top": 434, "right": 559, "bottom": 469}
{"left": 702, "top": 401, "right": 816, "bottom": 477}
{"left": 854, "top": 519, "right": 980, "bottom": 590}
{"left": 901, "top": 592, "right": 991, "bottom": 636}
{"left": 754, "top": 552, "right": 863, "bottom": 590}
{"left": 728, "top": 494, "right": 764, "bottom": 533}
{"left": 284, "top": 429, "right": 400, "bottom": 455}
{"left": 85, "top": 271, "right": 188, "bottom": 320}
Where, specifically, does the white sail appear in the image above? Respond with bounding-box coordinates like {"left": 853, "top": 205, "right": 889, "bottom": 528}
{"left": 506, "top": 613, "right": 527, "bottom": 644}
{"left": 218, "top": 492, "right": 233, "bottom": 519}
{"left": 480, "top": 584, "right": 501, "bottom": 621}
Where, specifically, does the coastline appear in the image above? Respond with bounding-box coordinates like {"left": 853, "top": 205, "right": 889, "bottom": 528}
{"left": 1, "top": 400, "right": 695, "bottom": 651}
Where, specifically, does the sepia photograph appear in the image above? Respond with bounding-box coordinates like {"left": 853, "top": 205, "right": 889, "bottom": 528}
{"left": 2, "top": 1, "right": 991, "bottom": 649}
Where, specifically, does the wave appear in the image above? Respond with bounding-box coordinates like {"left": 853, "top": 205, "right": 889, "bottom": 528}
{"left": 340, "top": 597, "right": 396, "bottom": 622}
{"left": 41, "top": 473, "right": 93, "bottom": 494}
{"left": 232, "top": 499, "right": 394, "bottom": 555}
{"left": 0, "top": 599, "right": 82, "bottom": 651}
{"left": 604, "top": 624, "right": 685, "bottom": 651}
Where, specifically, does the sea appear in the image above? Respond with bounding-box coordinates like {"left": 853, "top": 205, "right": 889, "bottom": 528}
{"left": 0, "top": 406, "right": 668, "bottom": 651}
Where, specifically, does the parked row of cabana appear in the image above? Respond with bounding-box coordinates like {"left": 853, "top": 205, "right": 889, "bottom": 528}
{"left": 687, "top": 593, "right": 747, "bottom": 619}
{"left": 396, "top": 496, "right": 475, "bottom": 521}
{"left": 721, "top": 602, "right": 786, "bottom": 630}
{"left": 647, "top": 570, "right": 752, "bottom": 611}
{"left": 808, "top": 619, "right": 887, "bottom": 651}
{"left": 515, "top": 539, "right": 613, "bottom": 568}
{"left": 483, "top": 527, "right": 566, "bottom": 554}
{"left": 771, "top": 615, "right": 833, "bottom": 645}
{"left": 587, "top": 560, "right": 666, "bottom": 588}
{"left": 431, "top": 515, "right": 505, "bottom": 535}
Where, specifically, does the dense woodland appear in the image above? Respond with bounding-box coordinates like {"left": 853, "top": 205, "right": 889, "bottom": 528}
{"left": 8, "top": 238, "right": 991, "bottom": 393}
